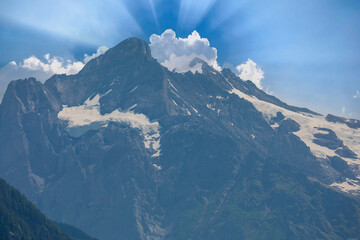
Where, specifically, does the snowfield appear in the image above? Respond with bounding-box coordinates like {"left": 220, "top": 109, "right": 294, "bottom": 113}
{"left": 229, "top": 87, "right": 360, "bottom": 195}
{"left": 58, "top": 93, "right": 161, "bottom": 159}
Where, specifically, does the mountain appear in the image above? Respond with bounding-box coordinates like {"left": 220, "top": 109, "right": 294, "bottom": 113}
{"left": 0, "top": 177, "right": 70, "bottom": 240}
{"left": 0, "top": 37, "right": 360, "bottom": 240}
{"left": 0, "top": 176, "right": 98, "bottom": 240}
{"left": 54, "top": 222, "right": 98, "bottom": 240}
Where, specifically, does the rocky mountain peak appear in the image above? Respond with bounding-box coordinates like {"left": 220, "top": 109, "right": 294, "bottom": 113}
{"left": 1, "top": 36, "right": 360, "bottom": 240}
{"left": 80, "top": 37, "right": 152, "bottom": 75}
{"left": 111, "top": 37, "right": 152, "bottom": 58}
{"left": 1, "top": 77, "right": 61, "bottom": 114}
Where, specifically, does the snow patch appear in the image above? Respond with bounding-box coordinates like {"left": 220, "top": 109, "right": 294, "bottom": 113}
{"left": 330, "top": 179, "right": 360, "bottom": 195}
{"left": 129, "top": 104, "right": 137, "bottom": 110}
{"left": 58, "top": 94, "right": 161, "bottom": 157}
{"left": 153, "top": 163, "right": 162, "bottom": 170}
{"left": 172, "top": 100, "right": 178, "bottom": 106}
{"left": 191, "top": 106, "right": 198, "bottom": 114}
{"left": 206, "top": 104, "right": 216, "bottom": 111}
{"left": 168, "top": 79, "right": 178, "bottom": 92}
{"left": 129, "top": 85, "right": 139, "bottom": 93}
{"left": 103, "top": 89, "right": 112, "bottom": 96}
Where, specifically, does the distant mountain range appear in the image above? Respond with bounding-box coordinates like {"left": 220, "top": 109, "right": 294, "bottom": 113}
{"left": 0, "top": 37, "right": 359, "bottom": 240}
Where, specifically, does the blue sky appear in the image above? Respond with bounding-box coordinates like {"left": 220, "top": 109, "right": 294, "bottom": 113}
{"left": 0, "top": 0, "right": 359, "bottom": 118}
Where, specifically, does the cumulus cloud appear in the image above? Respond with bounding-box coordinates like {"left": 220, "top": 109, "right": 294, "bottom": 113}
{"left": 0, "top": 55, "right": 84, "bottom": 100}
{"left": 353, "top": 90, "right": 360, "bottom": 99}
{"left": 24, "top": 54, "right": 84, "bottom": 75}
{"left": 84, "top": 46, "right": 109, "bottom": 63}
{"left": 222, "top": 59, "right": 265, "bottom": 89}
{"left": 0, "top": 46, "right": 108, "bottom": 101}
{"left": 236, "top": 59, "right": 264, "bottom": 89}
{"left": 149, "top": 29, "right": 220, "bottom": 73}
{"left": 149, "top": 29, "right": 265, "bottom": 88}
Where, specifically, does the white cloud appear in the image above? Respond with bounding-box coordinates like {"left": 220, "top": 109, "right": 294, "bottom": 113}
{"left": 0, "top": 46, "right": 108, "bottom": 101}
{"left": 149, "top": 30, "right": 265, "bottom": 87}
{"left": 353, "top": 90, "right": 360, "bottom": 99}
{"left": 84, "top": 46, "right": 109, "bottom": 63}
{"left": 0, "top": 55, "right": 84, "bottom": 100}
{"left": 236, "top": 59, "right": 264, "bottom": 89}
{"left": 149, "top": 29, "right": 220, "bottom": 73}
{"left": 23, "top": 54, "right": 84, "bottom": 75}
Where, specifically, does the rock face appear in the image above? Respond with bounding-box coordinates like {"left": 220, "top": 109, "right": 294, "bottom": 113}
{"left": 1, "top": 38, "right": 360, "bottom": 240}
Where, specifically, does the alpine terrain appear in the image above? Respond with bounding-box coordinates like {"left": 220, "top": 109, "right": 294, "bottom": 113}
{"left": 0, "top": 37, "right": 360, "bottom": 240}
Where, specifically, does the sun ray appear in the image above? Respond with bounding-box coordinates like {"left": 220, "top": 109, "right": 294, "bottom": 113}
{"left": 0, "top": 0, "right": 144, "bottom": 45}
{"left": 177, "top": 0, "right": 217, "bottom": 30}
{"left": 148, "top": 0, "right": 160, "bottom": 32}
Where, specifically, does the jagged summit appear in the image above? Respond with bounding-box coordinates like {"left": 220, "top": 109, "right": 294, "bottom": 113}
{"left": 80, "top": 37, "right": 153, "bottom": 75}
{"left": 43, "top": 37, "right": 162, "bottom": 108}
{"left": 190, "top": 57, "right": 207, "bottom": 66}
{"left": 112, "top": 37, "right": 152, "bottom": 57}
{"left": 95, "top": 37, "right": 152, "bottom": 62}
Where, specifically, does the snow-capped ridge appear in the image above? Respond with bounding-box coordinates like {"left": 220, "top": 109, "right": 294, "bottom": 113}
{"left": 228, "top": 85, "right": 360, "bottom": 195}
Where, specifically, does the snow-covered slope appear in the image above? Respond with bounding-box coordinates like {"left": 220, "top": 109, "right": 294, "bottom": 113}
{"left": 228, "top": 86, "right": 360, "bottom": 195}
{"left": 58, "top": 93, "right": 161, "bottom": 159}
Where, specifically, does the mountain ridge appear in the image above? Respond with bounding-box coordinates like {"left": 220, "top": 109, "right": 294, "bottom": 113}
{"left": 0, "top": 37, "right": 360, "bottom": 240}
{"left": 0, "top": 177, "right": 70, "bottom": 240}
